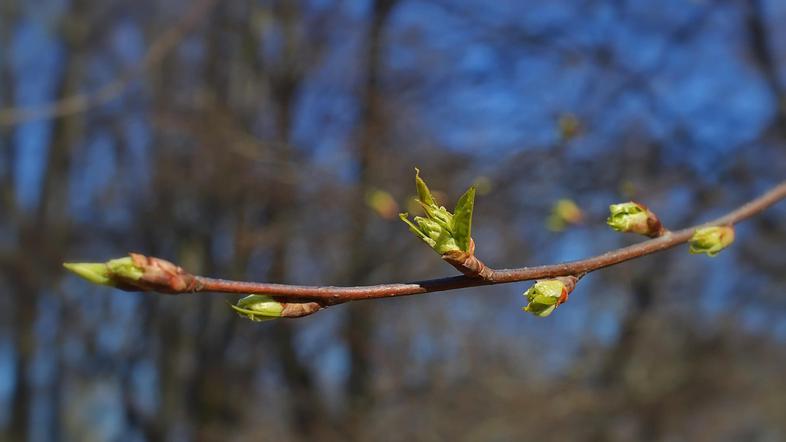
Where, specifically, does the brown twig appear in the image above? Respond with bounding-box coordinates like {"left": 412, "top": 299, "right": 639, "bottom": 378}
{"left": 181, "top": 180, "right": 786, "bottom": 305}
{"left": 0, "top": 0, "right": 217, "bottom": 126}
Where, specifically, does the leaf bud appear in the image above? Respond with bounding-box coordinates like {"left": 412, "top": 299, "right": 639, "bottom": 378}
{"left": 689, "top": 226, "right": 735, "bottom": 257}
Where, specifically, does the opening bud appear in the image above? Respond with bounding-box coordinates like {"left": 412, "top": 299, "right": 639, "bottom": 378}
{"left": 231, "top": 295, "right": 323, "bottom": 321}
{"left": 607, "top": 201, "right": 664, "bottom": 237}
{"left": 231, "top": 295, "right": 284, "bottom": 322}
{"left": 399, "top": 168, "right": 476, "bottom": 255}
{"left": 689, "top": 226, "right": 735, "bottom": 257}
{"left": 522, "top": 276, "right": 577, "bottom": 318}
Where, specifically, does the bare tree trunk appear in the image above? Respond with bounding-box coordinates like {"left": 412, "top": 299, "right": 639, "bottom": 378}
{"left": 341, "top": 1, "right": 398, "bottom": 439}
{"left": 264, "top": 3, "right": 326, "bottom": 439}
{"left": 746, "top": 0, "right": 786, "bottom": 140}
{"left": 8, "top": 1, "right": 87, "bottom": 437}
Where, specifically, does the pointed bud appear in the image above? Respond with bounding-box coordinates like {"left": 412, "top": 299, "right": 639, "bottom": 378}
{"left": 607, "top": 201, "right": 664, "bottom": 238}
{"left": 62, "top": 262, "right": 114, "bottom": 286}
{"left": 231, "top": 294, "right": 284, "bottom": 322}
{"left": 63, "top": 257, "right": 144, "bottom": 289}
{"left": 689, "top": 226, "right": 735, "bottom": 257}
{"left": 64, "top": 253, "right": 202, "bottom": 293}
{"left": 522, "top": 276, "right": 577, "bottom": 318}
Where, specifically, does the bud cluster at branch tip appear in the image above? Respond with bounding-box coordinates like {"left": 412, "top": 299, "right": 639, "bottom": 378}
{"left": 399, "top": 168, "right": 475, "bottom": 254}
{"left": 63, "top": 253, "right": 202, "bottom": 293}
{"left": 607, "top": 201, "right": 665, "bottom": 238}
{"left": 689, "top": 225, "right": 735, "bottom": 257}
{"left": 400, "top": 169, "right": 493, "bottom": 278}
{"left": 522, "top": 275, "right": 579, "bottom": 318}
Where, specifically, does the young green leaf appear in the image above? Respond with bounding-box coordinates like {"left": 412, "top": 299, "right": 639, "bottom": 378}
{"left": 433, "top": 224, "right": 460, "bottom": 254}
{"left": 452, "top": 186, "right": 476, "bottom": 252}
{"left": 399, "top": 213, "right": 436, "bottom": 248}
{"left": 414, "top": 168, "right": 436, "bottom": 207}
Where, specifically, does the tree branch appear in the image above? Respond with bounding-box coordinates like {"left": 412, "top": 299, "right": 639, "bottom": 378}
{"left": 0, "top": 0, "right": 217, "bottom": 126}
{"left": 63, "top": 180, "right": 786, "bottom": 319}
{"left": 187, "top": 180, "right": 786, "bottom": 304}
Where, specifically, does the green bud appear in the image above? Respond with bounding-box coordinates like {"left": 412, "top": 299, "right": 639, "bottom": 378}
{"left": 607, "top": 201, "right": 663, "bottom": 237}
{"left": 64, "top": 253, "right": 201, "bottom": 293}
{"left": 63, "top": 256, "right": 145, "bottom": 287}
{"left": 105, "top": 257, "right": 144, "bottom": 281}
{"left": 62, "top": 262, "right": 113, "bottom": 286}
{"left": 231, "top": 294, "right": 284, "bottom": 322}
{"left": 522, "top": 277, "right": 578, "bottom": 318}
{"left": 689, "top": 226, "right": 735, "bottom": 257}
{"left": 523, "top": 280, "right": 566, "bottom": 317}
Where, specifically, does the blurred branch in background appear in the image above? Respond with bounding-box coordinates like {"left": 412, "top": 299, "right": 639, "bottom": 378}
{"left": 0, "top": 0, "right": 217, "bottom": 126}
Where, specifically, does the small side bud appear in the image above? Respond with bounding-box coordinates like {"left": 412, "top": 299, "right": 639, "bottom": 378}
{"left": 231, "top": 295, "right": 284, "bottom": 322}
{"left": 231, "top": 295, "right": 324, "bottom": 321}
{"left": 522, "top": 276, "right": 578, "bottom": 318}
{"left": 689, "top": 226, "right": 735, "bottom": 257}
{"left": 607, "top": 201, "right": 664, "bottom": 238}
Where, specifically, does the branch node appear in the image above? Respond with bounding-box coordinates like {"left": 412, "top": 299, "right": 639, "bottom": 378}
{"left": 441, "top": 238, "right": 494, "bottom": 280}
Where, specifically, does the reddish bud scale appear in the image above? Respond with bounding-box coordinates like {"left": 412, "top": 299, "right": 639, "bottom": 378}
{"left": 441, "top": 238, "right": 494, "bottom": 280}
{"left": 638, "top": 202, "right": 666, "bottom": 238}
{"left": 116, "top": 253, "right": 203, "bottom": 294}
{"left": 555, "top": 275, "right": 578, "bottom": 305}
{"left": 276, "top": 298, "right": 324, "bottom": 318}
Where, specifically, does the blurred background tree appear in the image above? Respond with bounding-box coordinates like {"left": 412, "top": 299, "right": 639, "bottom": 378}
{"left": 1, "top": 0, "right": 786, "bottom": 441}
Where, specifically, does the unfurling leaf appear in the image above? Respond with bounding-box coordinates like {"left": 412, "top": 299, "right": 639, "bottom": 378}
{"left": 452, "top": 186, "right": 476, "bottom": 252}
{"left": 414, "top": 168, "right": 436, "bottom": 207}
{"left": 400, "top": 169, "right": 476, "bottom": 254}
